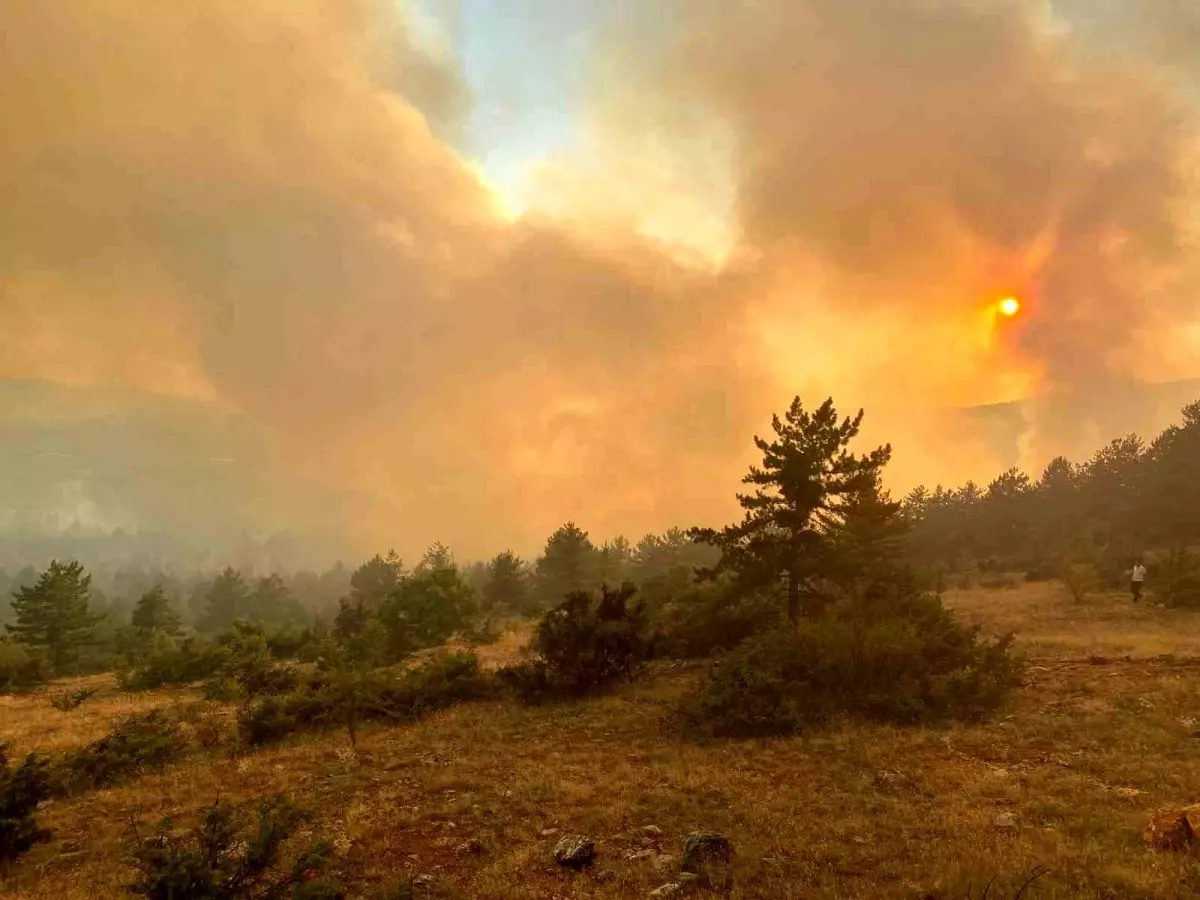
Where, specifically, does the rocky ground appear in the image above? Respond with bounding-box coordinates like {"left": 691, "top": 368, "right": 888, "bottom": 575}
{"left": 5, "top": 581, "right": 1200, "bottom": 898}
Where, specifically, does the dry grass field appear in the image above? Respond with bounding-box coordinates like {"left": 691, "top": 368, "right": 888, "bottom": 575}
{"left": 5, "top": 583, "right": 1200, "bottom": 899}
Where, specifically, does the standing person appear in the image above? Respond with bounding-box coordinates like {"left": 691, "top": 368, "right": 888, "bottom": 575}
{"left": 1131, "top": 559, "right": 1147, "bottom": 603}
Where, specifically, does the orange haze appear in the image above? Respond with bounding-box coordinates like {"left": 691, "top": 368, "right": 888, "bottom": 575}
{"left": 1, "top": 0, "right": 1198, "bottom": 561}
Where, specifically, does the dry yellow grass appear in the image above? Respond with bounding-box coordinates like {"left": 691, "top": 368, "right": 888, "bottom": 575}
{"left": 946, "top": 579, "right": 1200, "bottom": 658}
{"left": 5, "top": 585, "right": 1200, "bottom": 898}
{"left": 0, "top": 673, "right": 199, "bottom": 757}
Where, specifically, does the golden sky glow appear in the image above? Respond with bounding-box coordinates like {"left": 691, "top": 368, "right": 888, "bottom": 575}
{"left": 1, "top": 0, "right": 1198, "bottom": 559}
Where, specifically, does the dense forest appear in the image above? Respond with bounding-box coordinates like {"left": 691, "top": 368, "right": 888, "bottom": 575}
{"left": 903, "top": 400, "right": 1200, "bottom": 599}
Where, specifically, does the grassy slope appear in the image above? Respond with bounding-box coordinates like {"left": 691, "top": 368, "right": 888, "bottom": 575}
{"left": 4, "top": 583, "right": 1200, "bottom": 898}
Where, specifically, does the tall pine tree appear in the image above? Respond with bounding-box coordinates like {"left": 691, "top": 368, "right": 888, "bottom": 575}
{"left": 197, "top": 567, "right": 250, "bottom": 633}
{"left": 483, "top": 551, "right": 530, "bottom": 614}
{"left": 130, "top": 585, "right": 182, "bottom": 635}
{"left": 7, "top": 560, "right": 98, "bottom": 674}
{"left": 535, "top": 523, "right": 597, "bottom": 608}
{"left": 691, "top": 397, "right": 891, "bottom": 621}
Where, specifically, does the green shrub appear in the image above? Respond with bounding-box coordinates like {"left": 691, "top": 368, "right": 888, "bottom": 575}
{"left": 127, "top": 795, "right": 342, "bottom": 899}
{"left": 49, "top": 687, "right": 99, "bottom": 711}
{"left": 0, "top": 638, "right": 49, "bottom": 693}
{"left": 0, "top": 744, "right": 55, "bottom": 861}
{"left": 265, "top": 627, "right": 315, "bottom": 661}
{"left": 658, "top": 580, "right": 783, "bottom": 658}
{"left": 238, "top": 651, "right": 495, "bottom": 746}
{"left": 498, "top": 584, "right": 651, "bottom": 701}
{"left": 117, "top": 634, "right": 229, "bottom": 692}
{"left": 681, "top": 582, "right": 1022, "bottom": 739}
{"left": 202, "top": 653, "right": 297, "bottom": 704}
{"left": 63, "top": 709, "right": 186, "bottom": 791}
{"left": 378, "top": 567, "right": 477, "bottom": 653}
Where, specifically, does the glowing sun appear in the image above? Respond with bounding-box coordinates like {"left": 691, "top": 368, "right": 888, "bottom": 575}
{"left": 998, "top": 296, "right": 1021, "bottom": 317}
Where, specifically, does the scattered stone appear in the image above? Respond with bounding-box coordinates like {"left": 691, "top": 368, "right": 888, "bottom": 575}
{"left": 641, "top": 825, "right": 663, "bottom": 837}
{"left": 649, "top": 883, "right": 681, "bottom": 898}
{"left": 36, "top": 800, "right": 53, "bottom": 811}
{"left": 413, "top": 874, "right": 435, "bottom": 890}
{"left": 1113, "top": 787, "right": 1143, "bottom": 799}
{"left": 554, "top": 834, "right": 596, "bottom": 868}
{"left": 1145, "top": 808, "right": 1199, "bottom": 851}
{"left": 681, "top": 832, "right": 732, "bottom": 889}
{"left": 594, "top": 870, "right": 616, "bottom": 884}
{"left": 626, "top": 849, "right": 655, "bottom": 862}
{"left": 455, "top": 838, "right": 483, "bottom": 856}
{"left": 993, "top": 812, "right": 1018, "bottom": 831}
{"left": 678, "top": 873, "right": 700, "bottom": 883}
{"left": 540, "top": 827, "right": 561, "bottom": 838}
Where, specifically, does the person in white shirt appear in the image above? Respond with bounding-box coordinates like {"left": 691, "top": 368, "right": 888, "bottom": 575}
{"left": 1131, "top": 561, "right": 1147, "bottom": 603}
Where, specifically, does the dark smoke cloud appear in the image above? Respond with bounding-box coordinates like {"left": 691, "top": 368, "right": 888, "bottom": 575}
{"left": 0, "top": 0, "right": 1197, "bottom": 560}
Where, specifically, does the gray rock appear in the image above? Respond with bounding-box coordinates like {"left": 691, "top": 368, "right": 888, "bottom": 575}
{"left": 649, "top": 884, "right": 681, "bottom": 898}
{"left": 554, "top": 834, "right": 596, "bottom": 868}
{"left": 641, "top": 824, "right": 664, "bottom": 837}
{"left": 681, "top": 832, "right": 732, "bottom": 888}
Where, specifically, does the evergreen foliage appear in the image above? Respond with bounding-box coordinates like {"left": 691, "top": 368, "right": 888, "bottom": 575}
{"left": 534, "top": 523, "right": 597, "bottom": 609}
{"left": 690, "top": 398, "right": 891, "bottom": 621}
{"left": 902, "top": 402, "right": 1200, "bottom": 586}
{"left": 6, "top": 560, "right": 99, "bottom": 675}
{"left": 481, "top": 551, "right": 530, "bottom": 615}
{"left": 63, "top": 709, "right": 186, "bottom": 791}
{"left": 197, "top": 568, "right": 252, "bottom": 634}
{"left": 499, "top": 583, "right": 652, "bottom": 700}
{"left": 131, "top": 585, "right": 183, "bottom": 636}
{"left": 682, "top": 579, "right": 1022, "bottom": 739}
{"left": 0, "top": 744, "right": 54, "bottom": 861}
{"left": 127, "top": 796, "right": 342, "bottom": 900}
{"left": 237, "top": 651, "right": 494, "bottom": 746}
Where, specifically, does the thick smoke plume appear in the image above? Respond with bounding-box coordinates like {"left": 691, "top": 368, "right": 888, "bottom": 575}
{"left": 1, "top": 0, "right": 1197, "bottom": 560}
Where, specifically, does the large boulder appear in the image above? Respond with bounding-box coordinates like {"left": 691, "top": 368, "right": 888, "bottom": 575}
{"left": 681, "top": 832, "right": 732, "bottom": 888}
{"left": 554, "top": 834, "right": 596, "bottom": 868}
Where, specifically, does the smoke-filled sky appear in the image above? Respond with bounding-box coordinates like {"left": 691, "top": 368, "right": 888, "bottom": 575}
{"left": 2, "top": 0, "right": 1198, "bottom": 563}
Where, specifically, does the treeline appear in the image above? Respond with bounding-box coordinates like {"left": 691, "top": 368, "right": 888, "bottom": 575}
{"left": 0, "top": 524, "right": 716, "bottom": 688}
{"left": 0, "top": 389, "right": 1025, "bottom": 876}
{"left": 902, "top": 400, "right": 1200, "bottom": 602}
